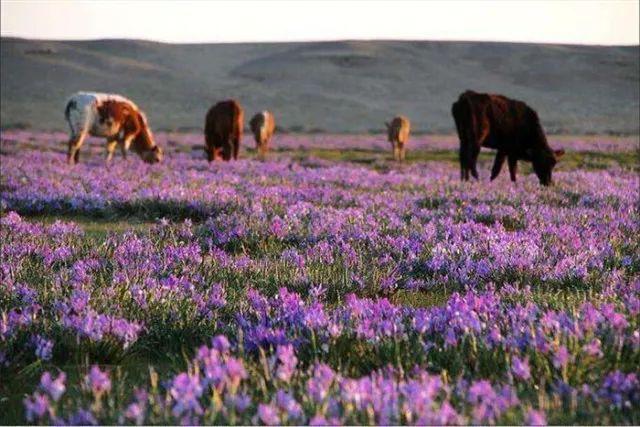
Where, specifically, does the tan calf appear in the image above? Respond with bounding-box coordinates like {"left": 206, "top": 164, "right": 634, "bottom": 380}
{"left": 385, "top": 116, "right": 411, "bottom": 161}
{"left": 249, "top": 111, "right": 276, "bottom": 160}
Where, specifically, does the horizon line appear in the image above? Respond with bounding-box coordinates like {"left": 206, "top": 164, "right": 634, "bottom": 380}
{"left": 2, "top": 34, "right": 639, "bottom": 48}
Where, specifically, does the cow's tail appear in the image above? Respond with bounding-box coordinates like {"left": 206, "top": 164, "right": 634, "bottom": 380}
{"left": 452, "top": 99, "right": 466, "bottom": 175}
{"left": 64, "top": 98, "right": 79, "bottom": 138}
{"left": 64, "top": 99, "right": 76, "bottom": 123}
{"left": 452, "top": 95, "right": 476, "bottom": 180}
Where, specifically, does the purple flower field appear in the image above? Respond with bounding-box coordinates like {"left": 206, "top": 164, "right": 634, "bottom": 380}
{"left": 1, "top": 129, "right": 637, "bottom": 153}
{"left": 0, "top": 130, "right": 638, "bottom": 425}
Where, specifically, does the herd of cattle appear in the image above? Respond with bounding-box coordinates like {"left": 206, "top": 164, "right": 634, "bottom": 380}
{"left": 63, "top": 90, "right": 565, "bottom": 185}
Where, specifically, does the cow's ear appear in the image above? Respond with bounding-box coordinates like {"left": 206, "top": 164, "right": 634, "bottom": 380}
{"left": 554, "top": 149, "right": 565, "bottom": 158}
{"left": 384, "top": 122, "right": 390, "bottom": 129}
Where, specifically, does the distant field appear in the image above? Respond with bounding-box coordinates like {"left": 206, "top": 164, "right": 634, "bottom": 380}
{"left": 1, "top": 130, "right": 638, "bottom": 424}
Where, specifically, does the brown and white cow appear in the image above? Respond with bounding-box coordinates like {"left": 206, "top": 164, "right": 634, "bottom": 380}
{"left": 385, "top": 116, "right": 411, "bottom": 161}
{"left": 64, "top": 92, "right": 163, "bottom": 165}
{"left": 204, "top": 99, "right": 244, "bottom": 161}
{"left": 249, "top": 111, "right": 276, "bottom": 160}
{"left": 451, "top": 90, "right": 564, "bottom": 185}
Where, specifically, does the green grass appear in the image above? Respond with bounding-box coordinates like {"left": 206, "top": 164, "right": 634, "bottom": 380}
{"left": 280, "top": 148, "right": 638, "bottom": 172}
{"left": 32, "top": 215, "right": 156, "bottom": 239}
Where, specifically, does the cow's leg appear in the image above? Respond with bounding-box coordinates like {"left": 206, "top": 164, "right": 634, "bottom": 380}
{"left": 119, "top": 132, "right": 128, "bottom": 159}
{"left": 106, "top": 137, "right": 118, "bottom": 163}
{"left": 121, "top": 133, "right": 135, "bottom": 160}
{"left": 456, "top": 133, "right": 467, "bottom": 181}
{"left": 232, "top": 136, "right": 240, "bottom": 160}
{"left": 469, "top": 123, "right": 490, "bottom": 180}
{"left": 462, "top": 131, "right": 479, "bottom": 182}
{"left": 258, "top": 143, "right": 266, "bottom": 161}
{"left": 507, "top": 155, "right": 518, "bottom": 182}
{"left": 470, "top": 145, "right": 480, "bottom": 180}
{"left": 221, "top": 142, "right": 232, "bottom": 161}
{"left": 206, "top": 148, "right": 215, "bottom": 162}
{"left": 460, "top": 141, "right": 476, "bottom": 181}
{"left": 67, "top": 130, "right": 87, "bottom": 165}
{"left": 490, "top": 151, "right": 507, "bottom": 181}
{"left": 459, "top": 146, "right": 468, "bottom": 181}
{"left": 393, "top": 143, "right": 400, "bottom": 161}
{"left": 204, "top": 133, "right": 214, "bottom": 162}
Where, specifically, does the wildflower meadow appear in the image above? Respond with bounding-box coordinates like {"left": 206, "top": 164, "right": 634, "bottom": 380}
{"left": 0, "top": 130, "right": 638, "bottom": 425}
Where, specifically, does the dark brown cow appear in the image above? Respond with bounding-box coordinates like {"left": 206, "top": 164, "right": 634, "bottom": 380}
{"left": 451, "top": 90, "right": 564, "bottom": 185}
{"left": 204, "top": 100, "right": 244, "bottom": 161}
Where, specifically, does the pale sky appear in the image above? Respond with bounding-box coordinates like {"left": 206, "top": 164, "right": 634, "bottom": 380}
{"left": 1, "top": 0, "right": 638, "bottom": 45}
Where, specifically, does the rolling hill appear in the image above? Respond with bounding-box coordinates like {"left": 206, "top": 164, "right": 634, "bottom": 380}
{"left": 1, "top": 37, "right": 638, "bottom": 134}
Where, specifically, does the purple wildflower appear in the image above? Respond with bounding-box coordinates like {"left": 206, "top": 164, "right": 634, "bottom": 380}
{"left": 511, "top": 356, "right": 531, "bottom": 381}
{"left": 552, "top": 346, "right": 570, "bottom": 369}
{"left": 275, "top": 389, "right": 303, "bottom": 420}
{"left": 307, "top": 364, "right": 335, "bottom": 403}
{"left": 23, "top": 393, "right": 50, "bottom": 422}
{"left": 526, "top": 409, "right": 547, "bottom": 425}
{"left": 583, "top": 339, "right": 603, "bottom": 358}
{"left": 211, "top": 335, "right": 231, "bottom": 353}
{"left": 257, "top": 403, "right": 280, "bottom": 425}
{"left": 170, "top": 373, "right": 203, "bottom": 417}
{"left": 85, "top": 365, "right": 111, "bottom": 394}
{"left": 68, "top": 408, "right": 97, "bottom": 425}
{"left": 598, "top": 371, "right": 640, "bottom": 409}
{"left": 225, "top": 357, "right": 248, "bottom": 388}
{"left": 275, "top": 344, "right": 297, "bottom": 383}
{"left": 32, "top": 335, "right": 53, "bottom": 361}
{"left": 39, "top": 371, "right": 66, "bottom": 402}
{"left": 125, "top": 403, "right": 145, "bottom": 425}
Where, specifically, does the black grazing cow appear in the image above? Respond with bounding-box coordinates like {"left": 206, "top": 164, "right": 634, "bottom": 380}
{"left": 451, "top": 90, "right": 564, "bottom": 185}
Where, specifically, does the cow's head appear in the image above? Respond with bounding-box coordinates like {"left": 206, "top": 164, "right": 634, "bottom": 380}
{"left": 140, "top": 145, "right": 163, "bottom": 164}
{"left": 135, "top": 128, "right": 163, "bottom": 164}
{"left": 133, "top": 112, "right": 163, "bottom": 164}
{"left": 532, "top": 149, "right": 564, "bottom": 186}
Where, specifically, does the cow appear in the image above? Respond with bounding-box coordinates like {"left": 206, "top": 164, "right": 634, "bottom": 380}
{"left": 204, "top": 100, "right": 244, "bottom": 161}
{"left": 385, "top": 116, "right": 411, "bottom": 161}
{"left": 64, "top": 92, "right": 163, "bottom": 165}
{"left": 249, "top": 111, "right": 276, "bottom": 160}
{"left": 451, "top": 90, "right": 564, "bottom": 186}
